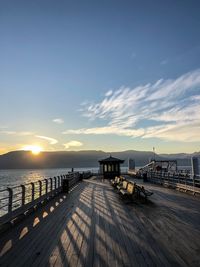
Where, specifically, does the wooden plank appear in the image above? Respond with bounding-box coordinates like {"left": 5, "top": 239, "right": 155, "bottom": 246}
{"left": 76, "top": 186, "right": 94, "bottom": 267}
{"left": 0, "top": 177, "right": 200, "bottom": 267}
{"left": 83, "top": 184, "right": 96, "bottom": 267}
{"left": 0, "top": 184, "right": 83, "bottom": 267}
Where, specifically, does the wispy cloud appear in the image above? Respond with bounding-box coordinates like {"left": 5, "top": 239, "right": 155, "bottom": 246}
{"left": 0, "top": 131, "right": 33, "bottom": 136}
{"left": 63, "top": 69, "right": 200, "bottom": 142}
{"left": 36, "top": 135, "right": 58, "bottom": 145}
{"left": 63, "top": 127, "right": 144, "bottom": 137}
{"left": 63, "top": 140, "right": 83, "bottom": 149}
{"left": 105, "top": 90, "right": 113, "bottom": 97}
{"left": 53, "top": 118, "right": 64, "bottom": 124}
{"left": 18, "top": 131, "right": 34, "bottom": 136}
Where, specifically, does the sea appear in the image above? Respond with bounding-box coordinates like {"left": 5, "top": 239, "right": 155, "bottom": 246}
{"left": 0, "top": 167, "right": 99, "bottom": 190}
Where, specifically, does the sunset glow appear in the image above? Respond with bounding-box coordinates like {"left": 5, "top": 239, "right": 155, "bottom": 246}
{"left": 22, "top": 145, "right": 43, "bottom": 155}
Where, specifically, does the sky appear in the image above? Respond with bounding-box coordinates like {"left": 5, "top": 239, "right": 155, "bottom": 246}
{"left": 0, "top": 0, "right": 200, "bottom": 155}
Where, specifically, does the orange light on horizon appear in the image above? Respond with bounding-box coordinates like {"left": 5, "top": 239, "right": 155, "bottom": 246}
{"left": 22, "top": 145, "right": 43, "bottom": 155}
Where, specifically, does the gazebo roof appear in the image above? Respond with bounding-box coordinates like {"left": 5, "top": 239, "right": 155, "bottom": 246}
{"left": 99, "top": 155, "right": 124, "bottom": 164}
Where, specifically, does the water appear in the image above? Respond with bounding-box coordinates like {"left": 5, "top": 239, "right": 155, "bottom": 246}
{"left": 0, "top": 167, "right": 99, "bottom": 190}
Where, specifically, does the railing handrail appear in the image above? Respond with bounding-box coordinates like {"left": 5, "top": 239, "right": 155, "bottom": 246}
{"left": 0, "top": 171, "right": 82, "bottom": 225}
{"left": 146, "top": 170, "right": 200, "bottom": 194}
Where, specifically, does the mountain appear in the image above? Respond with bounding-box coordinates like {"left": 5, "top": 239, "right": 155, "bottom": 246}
{"left": 0, "top": 150, "right": 199, "bottom": 169}
{"left": 160, "top": 152, "right": 200, "bottom": 166}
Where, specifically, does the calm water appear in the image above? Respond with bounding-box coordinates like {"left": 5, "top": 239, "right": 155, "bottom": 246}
{"left": 0, "top": 167, "right": 100, "bottom": 190}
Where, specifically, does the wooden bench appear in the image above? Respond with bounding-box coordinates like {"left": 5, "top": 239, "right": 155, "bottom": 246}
{"left": 111, "top": 176, "right": 125, "bottom": 188}
{"left": 119, "top": 182, "right": 136, "bottom": 200}
{"left": 111, "top": 176, "right": 119, "bottom": 186}
{"left": 117, "top": 180, "right": 128, "bottom": 191}
{"left": 111, "top": 176, "right": 122, "bottom": 187}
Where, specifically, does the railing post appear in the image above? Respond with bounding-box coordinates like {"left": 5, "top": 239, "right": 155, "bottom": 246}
{"left": 193, "top": 175, "right": 195, "bottom": 189}
{"left": 50, "top": 178, "right": 53, "bottom": 196}
{"left": 185, "top": 175, "right": 187, "bottom": 190}
{"left": 59, "top": 176, "right": 61, "bottom": 188}
{"left": 21, "top": 184, "right": 26, "bottom": 206}
{"left": 31, "top": 182, "right": 35, "bottom": 202}
{"left": 62, "top": 178, "right": 69, "bottom": 193}
{"left": 38, "top": 180, "right": 42, "bottom": 197}
{"left": 7, "top": 187, "right": 13, "bottom": 213}
{"left": 62, "top": 175, "right": 65, "bottom": 187}
{"left": 54, "top": 177, "right": 57, "bottom": 190}
{"left": 57, "top": 176, "right": 60, "bottom": 187}
{"left": 45, "top": 179, "right": 48, "bottom": 194}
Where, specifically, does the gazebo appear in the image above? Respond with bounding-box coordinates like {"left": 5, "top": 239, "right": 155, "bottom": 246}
{"left": 99, "top": 155, "right": 124, "bottom": 179}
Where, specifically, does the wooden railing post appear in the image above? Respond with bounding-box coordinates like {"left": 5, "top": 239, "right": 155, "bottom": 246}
{"left": 21, "top": 184, "right": 25, "bottom": 206}
{"left": 31, "top": 182, "right": 35, "bottom": 202}
{"left": 38, "top": 180, "right": 42, "bottom": 197}
{"left": 45, "top": 179, "right": 48, "bottom": 194}
{"left": 7, "top": 187, "right": 13, "bottom": 213}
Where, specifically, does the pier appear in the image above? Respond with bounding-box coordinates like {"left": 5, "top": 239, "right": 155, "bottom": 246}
{"left": 0, "top": 176, "right": 200, "bottom": 267}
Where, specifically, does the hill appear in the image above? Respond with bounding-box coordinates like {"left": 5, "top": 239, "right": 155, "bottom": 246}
{"left": 0, "top": 150, "right": 199, "bottom": 169}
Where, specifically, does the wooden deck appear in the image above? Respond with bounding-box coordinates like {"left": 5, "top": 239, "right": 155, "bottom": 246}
{"left": 0, "top": 177, "right": 200, "bottom": 267}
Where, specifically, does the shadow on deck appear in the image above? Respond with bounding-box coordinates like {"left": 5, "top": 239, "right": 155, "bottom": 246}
{"left": 0, "top": 177, "right": 200, "bottom": 267}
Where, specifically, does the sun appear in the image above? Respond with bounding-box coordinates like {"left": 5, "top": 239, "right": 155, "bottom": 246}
{"left": 22, "top": 145, "right": 43, "bottom": 155}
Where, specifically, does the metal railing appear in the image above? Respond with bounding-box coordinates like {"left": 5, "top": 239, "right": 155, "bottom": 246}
{"left": 0, "top": 172, "right": 80, "bottom": 226}
{"left": 147, "top": 171, "right": 200, "bottom": 194}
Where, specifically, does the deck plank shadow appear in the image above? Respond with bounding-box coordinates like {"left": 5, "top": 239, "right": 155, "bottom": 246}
{"left": 0, "top": 177, "right": 200, "bottom": 267}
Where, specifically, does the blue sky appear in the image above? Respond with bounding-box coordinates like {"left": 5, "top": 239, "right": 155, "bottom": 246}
{"left": 0, "top": 0, "right": 200, "bottom": 154}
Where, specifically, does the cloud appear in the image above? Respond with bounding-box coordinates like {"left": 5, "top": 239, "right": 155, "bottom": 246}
{"left": 105, "top": 90, "right": 113, "bottom": 97}
{"left": 63, "top": 127, "right": 144, "bottom": 137}
{"left": 0, "top": 131, "right": 16, "bottom": 135}
{"left": 63, "top": 141, "right": 83, "bottom": 149}
{"left": 18, "top": 132, "right": 34, "bottom": 136}
{"left": 63, "top": 69, "right": 200, "bottom": 142}
{"left": 36, "top": 135, "right": 58, "bottom": 145}
{"left": 53, "top": 118, "right": 64, "bottom": 124}
{"left": 0, "top": 131, "right": 33, "bottom": 136}
{"left": 143, "top": 122, "right": 200, "bottom": 142}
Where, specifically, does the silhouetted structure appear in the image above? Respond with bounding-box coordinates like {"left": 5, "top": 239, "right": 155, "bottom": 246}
{"left": 141, "top": 160, "right": 177, "bottom": 173}
{"left": 191, "top": 157, "right": 200, "bottom": 177}
{"left": 99, "top": 155, "right": 124, "bottom": 179}
{"left": 128, "top": 158, "right": 135, "bottom": 171}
